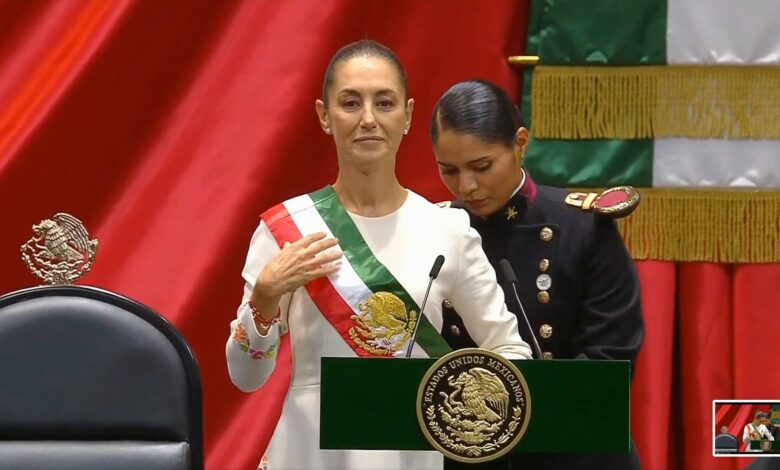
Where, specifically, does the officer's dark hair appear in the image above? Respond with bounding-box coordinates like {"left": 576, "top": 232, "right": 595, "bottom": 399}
{"left": 322, "top": 40, "right": 408, "bottom": 107}
{"left": 756, "top": 411, "right": 769, "bottom": 419}
{"left": 430, "top": 79, "right": 525, "bottom": 149}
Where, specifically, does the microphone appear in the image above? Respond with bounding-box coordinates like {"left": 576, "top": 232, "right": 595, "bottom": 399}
{"left": 406, "top": 255, "right": 445, "bottom": 358}
{"left": 429, "top": 254, "right": 445, "bottom": 278}
{"left": 498, "top": 259, "right": 543, "bottom": 360}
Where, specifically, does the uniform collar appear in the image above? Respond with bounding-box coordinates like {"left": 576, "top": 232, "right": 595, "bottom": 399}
{"left": 456, "top": 169, "right": 538, "bottom": 227}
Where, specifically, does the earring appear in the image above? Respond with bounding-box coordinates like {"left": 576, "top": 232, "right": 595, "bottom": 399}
{"left": 403, "top": 129, "right": 409, "bottom": 135}
{"left": 324, "top": 128, "right": 331, "bottom": 135}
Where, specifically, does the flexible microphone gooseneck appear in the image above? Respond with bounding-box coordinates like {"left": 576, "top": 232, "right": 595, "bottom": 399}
{"left": 498, "top": 259, "right": 543, "bottom": 360}
{"left": 405, "top": 255, "right": 445, "bottom": 358}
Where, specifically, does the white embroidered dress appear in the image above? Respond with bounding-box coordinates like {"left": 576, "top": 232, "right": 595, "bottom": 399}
{"left": 226, "top": 189, "right": 531, "bottom": 470}
{"left": 742, "top": 422, "right": 774, "bottom": 452}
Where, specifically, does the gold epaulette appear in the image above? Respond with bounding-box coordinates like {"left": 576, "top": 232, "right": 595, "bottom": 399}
{"left": 564, "top": 186, "right": 640, "bottom": 219}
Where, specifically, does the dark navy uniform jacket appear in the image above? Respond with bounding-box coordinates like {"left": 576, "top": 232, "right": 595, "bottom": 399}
{"left": 441, "top": 172, "right": 644, "bottom": 470}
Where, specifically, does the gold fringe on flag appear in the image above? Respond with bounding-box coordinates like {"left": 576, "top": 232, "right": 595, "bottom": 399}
{"left": 532, "top": 65, "right": 780, "bottom": 140}
{"left": 611, "top": 188, "right": 780, "bottom": 263}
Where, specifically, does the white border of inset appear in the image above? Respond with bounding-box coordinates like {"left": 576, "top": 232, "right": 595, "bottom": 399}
{"left": 713, "top": 400, "right": 780, "bottom": 458}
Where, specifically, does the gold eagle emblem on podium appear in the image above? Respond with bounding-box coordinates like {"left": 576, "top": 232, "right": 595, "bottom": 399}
{"left": 417, "top": 349, "right": 531, "bottom": 463}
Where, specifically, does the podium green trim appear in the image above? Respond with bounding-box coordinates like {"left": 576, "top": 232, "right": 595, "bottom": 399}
{"left": 321, "top": 358, "right": 630, "bottom": 453}
{"left": 749, "top": 440, "right": 780, "bottom": 451}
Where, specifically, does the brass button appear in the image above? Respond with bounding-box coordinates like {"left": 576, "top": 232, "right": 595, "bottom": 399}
{"left": 543, "top": 351, "right": 554, "bottom": 360}
{"left": 537, "top": 291, "right": 550, "bottom": 304}
{"left": 443, "top": 298, "right": 453, "bottom": 309}
{"left": 539, "top": 258, "right": 550, "bottom": 272}
{"left": 539, "top": 324, "right": 553, "bottom": 339}
{"left": 449, "top": 325, "right": 461, "bottom": 337}
{"left": 536, "top": 274, "right": 552, "bottom": 291}
{"left": 540, "top": 227, "right": 553, "bottom": 242}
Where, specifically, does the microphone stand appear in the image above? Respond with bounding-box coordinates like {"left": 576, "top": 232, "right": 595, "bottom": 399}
{"left": 405, "top": 255, "right": 444, "bottom": 358}
{"left": 499, "top": 259, "right": 543, "bottom": 360}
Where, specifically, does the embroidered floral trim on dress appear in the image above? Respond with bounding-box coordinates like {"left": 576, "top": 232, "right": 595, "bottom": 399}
{"left": 232, "top": 323, "right": 279, "bottom": 360}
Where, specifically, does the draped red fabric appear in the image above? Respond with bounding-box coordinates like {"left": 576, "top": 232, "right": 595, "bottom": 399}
{"left": 631, "top": 262, "right": 780, "bottom": 470}
{"left": 2, "top": 2, "right": 779, "bottom": 470}
{"left": 631, "top": 261, "right": 678, "bottom": 469}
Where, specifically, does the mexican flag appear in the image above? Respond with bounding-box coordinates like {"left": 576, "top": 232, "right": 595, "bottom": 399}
{"left": 521, "top": 0, "right": 780, "bottom": 264}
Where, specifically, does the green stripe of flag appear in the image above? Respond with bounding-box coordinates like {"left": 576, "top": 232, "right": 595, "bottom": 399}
{"left": 534, "top": 0, "right": 666, "bottom": 65}
{"left": 522, "top": 0, "right": 664, "bottom": 188}
{"left": 524, "top": 138, "right": 653, "bottom": 187}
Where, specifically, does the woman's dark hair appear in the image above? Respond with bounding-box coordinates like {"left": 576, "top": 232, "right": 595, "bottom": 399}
{"left": 322, "top": 39, "right": 408, "bottom": 106}
{"left": 430, "top": 79, "right": 525, "bottom": 148}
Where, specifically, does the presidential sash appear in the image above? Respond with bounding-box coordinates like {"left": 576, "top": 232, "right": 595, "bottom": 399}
{"left": 261, "top": 185, "right": 451, "bottom": 358}
{"left": 750, "top": 423, "right": 761, "bottom": 440}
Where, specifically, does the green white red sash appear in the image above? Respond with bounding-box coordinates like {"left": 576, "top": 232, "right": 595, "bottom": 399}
{"left": 261, "top": 185, "right": 451, "bottom": 358}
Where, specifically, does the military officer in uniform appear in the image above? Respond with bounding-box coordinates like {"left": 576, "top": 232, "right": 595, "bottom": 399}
{"left": 430, "top": 80, "right": 644, "bottom": 470}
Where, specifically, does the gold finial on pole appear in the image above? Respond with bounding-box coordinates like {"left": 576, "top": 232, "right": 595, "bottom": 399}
{"left": 508, "top": 55, "right": 540, "bottom": 66}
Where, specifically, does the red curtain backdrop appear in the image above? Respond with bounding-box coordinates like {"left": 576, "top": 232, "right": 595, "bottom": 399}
{"left": 2, "top": 2, "right": 779, "bottom": 470}
{"left": 632, "top": 262, "right": 780, "bottom": 470}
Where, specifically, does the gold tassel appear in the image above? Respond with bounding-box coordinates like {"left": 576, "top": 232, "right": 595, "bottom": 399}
{"left": 533, "top": 65, "right": 780, "bottom": 140}
{"left": 608, "top": 188, "right": 780, "bottom": 263}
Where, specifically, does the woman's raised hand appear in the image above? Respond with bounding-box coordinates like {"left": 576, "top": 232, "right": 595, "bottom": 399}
{"left": 254, "top": 232, "right": 342, "bottom": 299}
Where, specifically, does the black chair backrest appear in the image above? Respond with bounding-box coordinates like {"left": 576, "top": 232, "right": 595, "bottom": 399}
{"left": 714, "top": 433, "right": 739, "bottom": 452}
{"left": 0, "top": 285, "right": 202, "bottom": 470}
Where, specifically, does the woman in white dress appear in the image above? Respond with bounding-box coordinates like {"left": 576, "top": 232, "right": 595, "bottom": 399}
{"left": 743, "top": 411, "right": 774, "bottom": 452}
{"left": 225, "top": 40, "right": 532, "bottom": 470}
